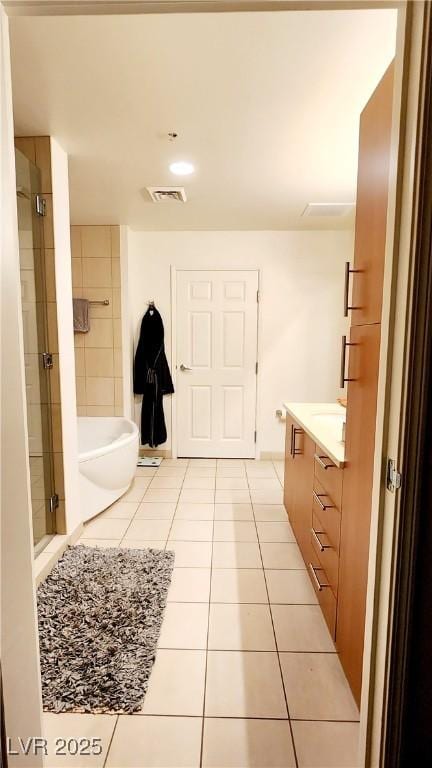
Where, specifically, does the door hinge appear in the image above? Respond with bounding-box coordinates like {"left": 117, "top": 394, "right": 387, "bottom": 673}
{"left": 35, "top": 194, "right": 47, "bottom": 217}
{"left": 255, "top": 361, "right": 258, "bottom": 375}
{"left": 42, "top": 352, "right": 54, "bottom": 369}
{"left": 386, "top": 458, "right": 402, "bottom": 492}
{"left": 254, "top": 430, "right": 257, "bottom": 443}
{"left": 49, "top": 493, "right": 59, "bottom": 514}
{"left": 257, "top": 290, "right": 260, "bottom": 303}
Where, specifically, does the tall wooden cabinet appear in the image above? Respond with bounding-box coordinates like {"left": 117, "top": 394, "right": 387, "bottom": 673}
{"left": 283, "top": 60, "right": 395, "bottom": 710}
{"left": 336, "top": 61, "right": 394, "bottom": 705}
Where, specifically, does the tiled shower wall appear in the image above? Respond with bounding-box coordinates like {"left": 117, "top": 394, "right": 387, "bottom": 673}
{"left": 70, "top": 225, "right": 123, "bottom": 416}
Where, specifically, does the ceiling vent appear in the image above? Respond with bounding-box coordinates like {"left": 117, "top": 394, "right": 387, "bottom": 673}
{"left": 302, "top": 203, "right": 355, "bottom": 218}
{"left": 146, "top": 186, "right": 187, "bottom": 203}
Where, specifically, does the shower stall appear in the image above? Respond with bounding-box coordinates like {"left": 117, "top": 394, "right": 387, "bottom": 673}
{"left": 15, "top": 147, "right": 56, "bottom": 554}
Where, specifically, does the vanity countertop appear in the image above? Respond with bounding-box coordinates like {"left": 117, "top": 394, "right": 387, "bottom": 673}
{"left": 283, "top": 402, "right": 346, "bottom": 468}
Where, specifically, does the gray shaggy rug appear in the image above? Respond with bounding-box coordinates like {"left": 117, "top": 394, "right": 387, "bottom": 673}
{"left": 37, "top": 544, "right": 175, "bottom": 714}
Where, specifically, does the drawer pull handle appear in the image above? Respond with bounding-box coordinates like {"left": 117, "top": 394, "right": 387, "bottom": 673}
{"left": 315, "top": 454, "right": 336, "bottom": 471}
{"left": 313, "top": 491, "right": 335, "bottom": 511}
{"left": 308, "top": 563, "right": 329, "bottom": 592}
{"left": 311, "top": 527, "right": 331, "bottom": 552}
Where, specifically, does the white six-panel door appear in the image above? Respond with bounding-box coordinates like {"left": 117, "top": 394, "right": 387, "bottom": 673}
{"left": 176, "top": 270, "right": 259, "bottom": 458}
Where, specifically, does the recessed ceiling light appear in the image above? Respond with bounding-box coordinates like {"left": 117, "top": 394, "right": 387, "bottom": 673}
{"left": 169, "top": 161, "right": 195, "bottom": 176}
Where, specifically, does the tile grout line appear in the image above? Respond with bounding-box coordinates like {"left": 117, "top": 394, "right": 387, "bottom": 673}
{"left": 103, "top": 713, "right": 119, "bottom": 768}
{"left": 199, "top": 485, "right": 215, "bottom": 768}
{"left": 251, "top": 463, "right": 300, "bottom": 768}
{"left": 162, "top": 460, "right": 189, "bottom": 550}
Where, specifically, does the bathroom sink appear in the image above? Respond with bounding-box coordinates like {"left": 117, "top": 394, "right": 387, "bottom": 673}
{"left": 311, "top": 411, "right": 345, "bottom": 421}
{"left": 311, "top": 412, "right": 346, "bottom": 443}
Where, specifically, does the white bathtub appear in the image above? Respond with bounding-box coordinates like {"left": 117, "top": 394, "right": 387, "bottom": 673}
{"left": 78, "top": 417, "right": 139, "bottom": 522}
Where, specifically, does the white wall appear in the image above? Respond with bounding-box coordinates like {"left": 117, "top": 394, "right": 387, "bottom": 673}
{"left": 0, "top": 6, "right": 43, "bottom": 763}
{"left": 50, "top": 138, "right": 81, "bottom": 534}
{"left": 127, "top": 229, "right": 353, "bottom": 456}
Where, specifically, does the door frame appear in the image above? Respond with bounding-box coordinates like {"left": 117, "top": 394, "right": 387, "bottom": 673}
{"left": 2, "top": 2, "right": 429, "bottom": 764}
{"left": 170, "top": 266, "right": 260, "bottom": 460}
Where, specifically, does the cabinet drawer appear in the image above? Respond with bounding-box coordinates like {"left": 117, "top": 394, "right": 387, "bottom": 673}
{"left": 312, "top": 479, "right": 341, "bottom": 550}
{"left": 314, "top": 449, "right": 343, "bottom": 508}
{"left": 311, "top": 514, "right": 339, "bottom": 596}
{"left": 307, "top": 559, "right": 337, "bottom": 639}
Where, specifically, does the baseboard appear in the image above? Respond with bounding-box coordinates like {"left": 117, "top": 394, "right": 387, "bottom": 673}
{"left": 260, "top": 451, "right": 285, "bottom": 461}
{"left": 139, "top": 448, "right": 172, "bottom": 458}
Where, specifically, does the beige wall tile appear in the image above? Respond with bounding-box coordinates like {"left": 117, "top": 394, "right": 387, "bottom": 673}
{"left": 82, "top": 287, "right": 113, "bottom": 318}
{"left": 34, "top": 137, "right": 52, "bottom": 194}
{"left": 70, "top": 224, "right": 123, "bottom": 411}
{"left": 115, "top": 378, "right": 123, "bottom": 407}
{"left": 51, "top": 404, "right": 63, "bottom": 452}
{"left": 112, "top": 287, "right": 121, "bottom": 318}
{"left": 42, "top": 194, "right": 54, "bottom": 249}
{"left": 81, "top": 226, "right": 111, "bottom": 259}
{"left": 111, "top": 225, "right": 120, "bottom": 258}
{"left": 71, "top": 258, "right": 82, "bottom": 288}
{"left": 46, "top": 302, "right": 58, "bottom": 353}
{"left": 75, "top": 347, "right": 85, "bottom": 378}
{"left": 50, "top": 354, "right": 61, "bottom": 404}
{"left": 85, "top": 348, "right": 114, "bottom": 378}
{"left": 44, "top": 249, "right": 56, "bottom": 301}
{"left": 76, "top": 377, "right": 86, "bottom": 406}
{"left": 86, "top": 405, "right": 115, "bottom": 416}
{"left": 112, "top": 258, "right": 121, "bottom": 288}
{"left": 113, "top": 318, "right": 122, "bottom": 349}
{"left": 114, "top": 348, "right": 122, "bottom": 377}
{"left": 82, "top": 258, "right": 112, "bottom": 288}
{"left": 70, "top": 226, "right": 82, "bottom": 258}
{"left": 56, "top": 500, "right": 66, "bottom": 534}
{"left": 85, "top": 377, "right": 115, "bottom": 406}
{"left": 15, "top": 136, "right": 36, "bottom": 163}
{"left": 74, "top": 331, "right": 85, "bottom": 348}
{"left": 84, "top": 318, "right": 114, "bottom": 348}
{"left": 53, "top": 452, "right": 65, "bottom": 499}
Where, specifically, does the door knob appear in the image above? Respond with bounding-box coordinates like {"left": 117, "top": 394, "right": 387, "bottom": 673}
{"left": 179, "top": 364, "right": 192, "bottom": 371}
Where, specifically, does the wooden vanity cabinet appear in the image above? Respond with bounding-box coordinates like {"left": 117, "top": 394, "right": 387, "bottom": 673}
{"left": 284, "top": 418, "right": 340, "bottom": 638}
{"left": 283, "top": 419, "right": 314, "bottom": 564}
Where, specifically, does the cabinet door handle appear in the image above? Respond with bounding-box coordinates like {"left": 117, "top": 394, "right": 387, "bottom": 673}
{"left": 340, "top": 335, "right": 357, "bottom": 389}
{"left": 292, "top": 427, "right": 303, "bottom": 457}
{"left": 313, "top": 491, "right": 335, "bottom": 511}
{"left": 290, "top": 423, "right": 294, "bottom": 457}
{"left": 311, "top": 527, "right": 331, "bottom": 552}
{"left": 308, "top": 563, "right": 329, "bottom": 591}
{"left": 343, "top": 261, "right": 362, "bottom": 317}
{"left": 314, "top": 454, "right": 336, "bottom": 471}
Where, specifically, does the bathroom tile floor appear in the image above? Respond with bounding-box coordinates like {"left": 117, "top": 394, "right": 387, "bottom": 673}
{"left": 46, "top": 459, "right": 359, "bottom": 767}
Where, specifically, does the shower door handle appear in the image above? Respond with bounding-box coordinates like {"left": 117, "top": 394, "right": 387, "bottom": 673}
{"left": 179, "top": 364, "right": 192, "bottom": 372}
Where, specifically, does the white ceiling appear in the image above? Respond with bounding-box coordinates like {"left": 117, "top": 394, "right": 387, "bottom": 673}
{"left": 10, "top": 9, "right": 397, "bottom": 230}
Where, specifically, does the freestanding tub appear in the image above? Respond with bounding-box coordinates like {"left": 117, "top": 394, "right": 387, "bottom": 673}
{"left": 78, "top": 417, "right": 139, "bottom": 522}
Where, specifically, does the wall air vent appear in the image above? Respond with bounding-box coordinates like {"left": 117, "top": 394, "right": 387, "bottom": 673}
{"left": 302, "top": 202, "right": 355, "bottom": 218}
{"left": 147, "top": 186, "right": 187, "bottom": 203}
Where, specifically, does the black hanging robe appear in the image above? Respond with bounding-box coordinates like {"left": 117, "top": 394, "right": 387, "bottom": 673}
{"left": 133, "top": 307, "right": 174, "bottom": 448}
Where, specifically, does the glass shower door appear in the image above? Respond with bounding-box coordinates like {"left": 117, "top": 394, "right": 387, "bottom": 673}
{"left": 15, "top": 148, "right": 56, "bottom": 554}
